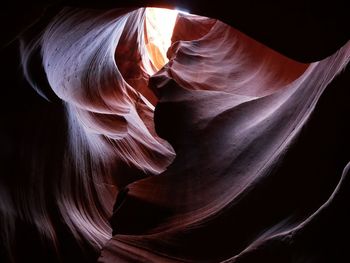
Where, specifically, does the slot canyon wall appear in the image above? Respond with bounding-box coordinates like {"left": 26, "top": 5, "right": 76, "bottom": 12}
{"left": 1, "top": 1, "right": 349, "bottom": 262}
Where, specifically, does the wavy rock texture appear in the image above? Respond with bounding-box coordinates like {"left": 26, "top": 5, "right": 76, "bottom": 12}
{"left": 101, "top": 11, "right": 350, "bottom": 263}
{"left": 1, "top": 6, "right": 350, "bottom": 263}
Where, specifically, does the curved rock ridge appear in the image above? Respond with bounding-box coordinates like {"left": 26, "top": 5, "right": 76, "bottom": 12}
{"left": 1, "top": 6, "right": 349, "bottom": 263}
